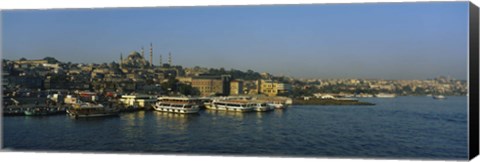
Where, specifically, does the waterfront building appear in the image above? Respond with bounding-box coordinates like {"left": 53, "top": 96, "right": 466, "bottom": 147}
{"left": 259, "top": 79, "right": 277, "bottom": 96}
{"left": 257, "top": 79, "right": 292, "bottom": 96}
{"left": 230, "top": 80, "right": 244, "bottom": 96}
{"left": 191, "top": 75, "right": 231, "bottom": 96}
{"left": 276, "top": 83, "right": 292, "bottom": 95}
{"left": 191, "top": 76, "right": 224, "bottom": 96}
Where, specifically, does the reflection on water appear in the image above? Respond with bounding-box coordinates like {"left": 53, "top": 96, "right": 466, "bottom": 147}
{"left": 3, "top": 97, "right": 468, "bottom": 159}
{"left": 152, "top": 111, "right": 196, "bottom": 131}
{"left": 121, "top": 111, "right": 146, "bottom": 119}
{"left": 255, "top": 111, "right": 265, "bottom": 125}
{"left": 274, "top": 109, "right": 284, "bottom": 118}
{"left": 255, "top": 111, "right": 265, "bottom": 118}
{"left": 203, "top": 109, "right": 246, "bottom": 119}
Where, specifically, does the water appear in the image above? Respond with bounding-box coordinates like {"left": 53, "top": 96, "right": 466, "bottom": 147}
{"left": 2, "top": 96, "right": 468, "bottom": 160}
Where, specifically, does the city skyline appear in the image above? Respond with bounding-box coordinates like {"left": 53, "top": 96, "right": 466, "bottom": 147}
{"left": 2, "top": 2, "right": 469, "bottom": 80}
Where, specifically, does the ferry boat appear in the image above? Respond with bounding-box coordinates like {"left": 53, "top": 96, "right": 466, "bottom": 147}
{"left": 252, "top": 102, "right": 274, "bottom": 112}
{"left": 67, "top": 102, "right": 119, "bottom": 118}
{"left": 153, "top": 97, "right": 200, "bottom": 114}
{"left": 209, "top": 100, "right": 254, "bottom": 112}
{"left": 433, "top": 95, "right": 447, "bottom": 100}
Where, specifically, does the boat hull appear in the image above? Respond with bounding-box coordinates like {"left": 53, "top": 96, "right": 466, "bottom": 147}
{"left": 24, "top": 107, "right": 59, "bottom": 116}
{"left": 209, "top": 104, "right": 253, "bottom": 112}
{"left": 24, "top": 111, "right": 49, "bottom": 116}
{"left": 67, "top": 111, "right": 119, "bottom": 118}
{"left": 253, "top": 108, "right": 271, "bottom": 112}
{"left": 153, "top": 104, "right": 199, "bottom": 114}
{"left": 268, "top": 103, "right": 286, "bottom": 109}
{"left": 66, "top": 109, "right": 119, "bottom": 118}
{"left": 153, "top": 107, "right": 199, "bottom": 114}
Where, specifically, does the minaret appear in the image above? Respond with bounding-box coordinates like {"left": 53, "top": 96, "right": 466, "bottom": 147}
{"left": 141, "top": 47, "right": 145, "bottom": 59}
{"left": 159, "top": 54, "right": 163, "bottom": 66}
{"left": 120, "top": 53, "right": 123, "bottom": 68}
{"left": 150, "top": 43, "right": 153, "bottom": 66}
{"left": 168, "top": 52, "right": 172, "bottom": 65}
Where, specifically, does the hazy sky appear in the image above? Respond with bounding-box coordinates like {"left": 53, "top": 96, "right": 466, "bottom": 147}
{"left": 2, "top": 2, "right": 469, "bottom": 80}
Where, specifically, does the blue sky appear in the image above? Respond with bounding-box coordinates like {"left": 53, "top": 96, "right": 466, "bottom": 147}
{"left": 2, "top": 2, "right": 469, "bottom": 80}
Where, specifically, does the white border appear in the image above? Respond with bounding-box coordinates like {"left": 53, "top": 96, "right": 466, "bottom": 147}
{"left": 0, "top": 0, "right": 478, "bottom": 162}
{"left": 0, "top": 0, "right": 471, "bottom": 10}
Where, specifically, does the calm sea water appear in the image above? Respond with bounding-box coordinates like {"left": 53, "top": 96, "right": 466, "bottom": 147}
{"left": 2, "top": 96, "right": 468, "bottom": 160}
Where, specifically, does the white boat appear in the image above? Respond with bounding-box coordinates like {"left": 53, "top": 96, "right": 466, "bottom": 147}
{"left": 119, "top": 95, "right": 157, "bottom": 110}
{"left": 153, "top": 97, "right": 200, "bottom": 114}
{"left": 67, "top": 102, "right": 119, "bottom": 118}
{"left": 375, "top": 93, "right": 396, "bottom": 98}
{"left": 252, "top": 102, "right": 274, "bottom": 112}
{"left": 267, "top": 100, "right": 288, "bottom": 109}
{"left": 433, "top": 95, "right": 447, "bottom": 100}
{"left": 204, "top": 99, "right": 214, "bottom": 109}
{"left": 209, "top": 100, "right": 254, "bottom": 112}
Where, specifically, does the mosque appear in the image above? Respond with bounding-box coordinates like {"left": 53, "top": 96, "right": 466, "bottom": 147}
{"left": 119, "top": 43, "right": 173, "bottom": 69}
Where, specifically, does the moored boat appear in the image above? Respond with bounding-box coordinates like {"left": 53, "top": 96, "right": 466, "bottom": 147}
{"left": 255, "top": 96, "right": 291, "bottom": 109}
{"left": 252, "top": 102, "right": 274, "bottom": 112}
{"left": 204, "top": 99, "right": 214, "bottom": 109}
{"left": 267, "top": 101, "right": 288, "bottom": 109}
{"left": 209, "top": 100, "right": 254, "bottom": 112}
{"left": 153, "top": 97, "right": 200, "bottom": 114}
{"left": 24, "top": 106, "right": 58, "bottom": 116}
{"left": 67, "top": 102, "right": 119, "bottom": 118}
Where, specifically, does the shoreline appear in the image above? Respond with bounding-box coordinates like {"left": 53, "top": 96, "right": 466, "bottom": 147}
{"left": 292, "top": 98, "right": 376, "bottom": 106}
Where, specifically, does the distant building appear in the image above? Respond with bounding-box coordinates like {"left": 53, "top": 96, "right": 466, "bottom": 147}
{"left": 191, "top": 75, "right": 231, "bottom": 96}
{"left": 14, "top": 59, "right": 49, "bottom": 68}
{"left": 257, "top": 79, "right": 291, "bottom": 96}
{"left": 230, "top": 80, "right": 244, "bottom": 96}
{"left": 9, "top": 76, "right": 43, "bottom": 89}
{"left": 259, "top": 79, "right": 277, "bottom": 96}
{"left": 276, "top": 83, "right": 292, "bottom": 95}
{"left": 176, "top": 76, "right": 193, "bottom": 85}
{"left": 120, "top": 51, "right": 151, "bottom": 69}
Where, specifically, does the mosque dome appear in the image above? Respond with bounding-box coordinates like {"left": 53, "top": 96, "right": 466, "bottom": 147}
{"left": 122, "top": 51, "right": 149, "bottom": 68}
{"left": 127, "top": 51, "right": 143, "bottom": 60}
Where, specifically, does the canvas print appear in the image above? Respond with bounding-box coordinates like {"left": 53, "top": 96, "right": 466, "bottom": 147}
{"left": 1, "top": 1, "right": 475, "bottom": 160}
